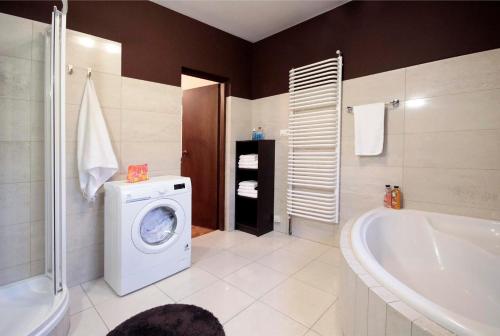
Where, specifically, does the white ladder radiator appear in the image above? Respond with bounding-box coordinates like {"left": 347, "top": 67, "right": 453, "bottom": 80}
{"left": 287, "top": 51, "right": 342, "bottom": 225}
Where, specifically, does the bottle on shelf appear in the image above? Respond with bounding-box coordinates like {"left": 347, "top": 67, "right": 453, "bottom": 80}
{"left": 391, "top": 186, "right": 402, "bottom": 209}
{"left": 384, "top": 185, "right": 392, "bottom": 208}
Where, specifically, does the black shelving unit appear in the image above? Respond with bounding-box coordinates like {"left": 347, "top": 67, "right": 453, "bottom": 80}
{"left": 235, "top": 140, "right": 275, "bottom": 236}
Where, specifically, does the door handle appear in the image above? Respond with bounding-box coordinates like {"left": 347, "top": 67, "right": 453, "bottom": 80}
{"left": 182, "top": 149, "right": 189, "bottom": 156}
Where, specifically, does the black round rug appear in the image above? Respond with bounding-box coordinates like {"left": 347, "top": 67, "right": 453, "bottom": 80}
{"left": 107, "top": 304, "right": 225, "bottom": 336}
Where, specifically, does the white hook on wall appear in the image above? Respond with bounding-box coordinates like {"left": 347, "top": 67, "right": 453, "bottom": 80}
{"left": 87, "top": 68, "right": 92, "bottom": 78}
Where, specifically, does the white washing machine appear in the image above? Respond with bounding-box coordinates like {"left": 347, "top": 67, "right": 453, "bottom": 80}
{"left": 104, "top": 176, "right": 191, "bottom": 296}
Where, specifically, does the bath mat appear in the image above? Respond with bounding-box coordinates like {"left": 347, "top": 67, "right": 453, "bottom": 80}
{"left": 107, "top": 304, "right": 225, "bottom": 336}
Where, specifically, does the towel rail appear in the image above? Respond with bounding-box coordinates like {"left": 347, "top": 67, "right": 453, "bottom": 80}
{"left": 346, "top": 99, "right": 399, "bottom": 113}
{"left": 287, "top": 51, "right": 342, "bottom": 226}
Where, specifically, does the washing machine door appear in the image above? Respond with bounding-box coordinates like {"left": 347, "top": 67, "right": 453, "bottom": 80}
{"left": 131, "top": 198, "right": 185, "bottom": 254}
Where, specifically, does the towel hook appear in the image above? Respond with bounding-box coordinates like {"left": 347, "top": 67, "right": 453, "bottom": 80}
{"left": 67, "top": 64, "right": 73, "bottom": 75}
{"left": 87, "top": 67, "right": 92, "bottom": 78}
{"left": 347, "top": 99, "right": 399, "bottom": 113}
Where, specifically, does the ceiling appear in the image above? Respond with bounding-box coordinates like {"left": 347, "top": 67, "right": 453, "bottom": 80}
{"left": 151, "top": 0, "right": 348, "bottom": 42}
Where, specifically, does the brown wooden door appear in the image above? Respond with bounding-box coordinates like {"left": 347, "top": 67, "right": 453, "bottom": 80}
{"left": 181, "top": 84, "right": 220, "bottom": 230}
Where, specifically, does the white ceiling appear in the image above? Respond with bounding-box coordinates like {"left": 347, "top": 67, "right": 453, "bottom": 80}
{"left": 151, "top": 0, "right": 348, "bottom": 42}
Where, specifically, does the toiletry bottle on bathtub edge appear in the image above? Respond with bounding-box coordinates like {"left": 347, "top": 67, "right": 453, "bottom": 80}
{"left": 384, "top": 185, "right": 392, "bottom": 208}
{"left": 391, "top": 186, "right": 402, "bottom": 209}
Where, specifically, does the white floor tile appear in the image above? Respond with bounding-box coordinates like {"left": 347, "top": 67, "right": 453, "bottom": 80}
{"left": 261, "top": 278, "right": 335, "bottom": 327}
{"left": 191, "top": 244, "right": 223, "bottom": 263}
{"left": 282, "top": 239, "right": 330, "bottom": 260}
{"left": 95, "top": 285, "right": 173, "bottom": 330}
{"left": 81, "top": 278, "right": 119, "bottom": 306}
{"left": 224, "top": 262, "right": 287, "bottom": 298}
{"left": 293, "top": 260, "right": 340, "bottom": 295}
{"left": 228, "top": 237, "right": 281, "bottom": 260}
{"left": 180, "top": 280, "right": 254, "bottom": 324}
{"left": 194, "top": 230, "right": 255, "bottom": 250}
{"left": 69, "top": 308, "right": 108, "bottom": 336}
{"left": 224, "top": 301, "right": 308, "bottom": 336}
{"left": 257, "top": 248, "right": 312, "bottom": 275}
{"left": 304, "top": 330, "right": 322, "bottom": 336}
{"left": 316, "top": 247, "right": 342, "bottom": 267}
{"left": 68, "top": 285, "right": 92, "bottom": 315}
{"left": 312, "top": 301, "right": 343, "bottom": 336}
{"left": 155, "top": 267, "right": 218, "bottom": 301}
{"left": 195, "top": 251, "right": 251, "bottom": 278}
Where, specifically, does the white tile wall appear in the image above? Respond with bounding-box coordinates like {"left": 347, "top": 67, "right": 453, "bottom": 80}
{"left": 63, "top": 30, "right": 183, "bottom": 286}
{"left": 244, "top": 48, "right": 500, "bottom": 238}
{"left": 0, "top": 13, "right": 49, "bottom": 285}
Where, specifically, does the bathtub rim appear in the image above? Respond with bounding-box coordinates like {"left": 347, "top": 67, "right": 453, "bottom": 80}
{"left": 350, "top": 207, "right": 474, "bottom": 336}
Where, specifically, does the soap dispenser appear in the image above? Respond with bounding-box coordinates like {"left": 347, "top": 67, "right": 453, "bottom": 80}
{"left": 391, "top": 186, "right": 402, "bottom": 209}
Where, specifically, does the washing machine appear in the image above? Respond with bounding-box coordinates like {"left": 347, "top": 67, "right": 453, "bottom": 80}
{"left": 104, "top": 176, "right": 191, "bottom": 296}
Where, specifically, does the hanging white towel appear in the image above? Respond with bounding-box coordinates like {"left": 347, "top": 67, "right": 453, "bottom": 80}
{"left": 353, "top": 102, "right": 385, "bottom": 156}
{"left": 77, "top": 78, "right": 118, "bottom": 201}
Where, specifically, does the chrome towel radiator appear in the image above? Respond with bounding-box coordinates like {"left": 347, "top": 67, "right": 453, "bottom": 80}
{"left": 287, "top": 51, "right": 342, "bottom": 225}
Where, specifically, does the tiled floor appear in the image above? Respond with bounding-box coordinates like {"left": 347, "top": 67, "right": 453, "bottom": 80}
{"left": 68, "top": 230, "right": 342, "bottom": 336}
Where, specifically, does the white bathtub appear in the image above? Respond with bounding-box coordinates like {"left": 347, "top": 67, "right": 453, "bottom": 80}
{"left": 351, "top": 208, "right": 500, "bottom": 336}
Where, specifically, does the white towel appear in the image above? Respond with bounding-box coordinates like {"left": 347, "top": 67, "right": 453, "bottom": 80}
{"left": 353, "top": 103, "right": 385, "bottom": 156}
{"left": 239, "top": 180, "right": 258, "bottom": 187}
{"left": 238, "top": 191, "right": 258, "bottom": 198}
{"left": 238, "top": 185, "right": 257, "bottom": 192}
{"left": 240, "top": 154, "right": 258, "bottom": 160}
{"left": 77, "top": 78, "right": 118, "bottom": 201}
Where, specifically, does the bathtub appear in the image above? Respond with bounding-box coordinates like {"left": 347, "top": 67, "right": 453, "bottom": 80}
{"left": 347, "top": 208, "right": 500, "bottom": 336}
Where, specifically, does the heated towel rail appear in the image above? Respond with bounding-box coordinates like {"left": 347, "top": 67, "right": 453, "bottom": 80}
{"left": 287, "top": 51, "right": 342, "bottom": 226}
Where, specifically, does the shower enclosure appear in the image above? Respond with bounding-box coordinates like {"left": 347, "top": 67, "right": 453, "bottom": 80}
{"left": 0, "top": 4, "right": 68, "bottom": 336}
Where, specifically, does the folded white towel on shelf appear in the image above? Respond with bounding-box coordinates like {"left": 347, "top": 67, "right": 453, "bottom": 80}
{"left": 239, "top": 156, "right": 258, "bottom": 161}
{"left": 239, "top": 154, "right": 258, "bottom": 160}
{"left": 238, "top": 185, "right": 257, "bottom": 191}
{"left": 239, "top": 180, "right": 258, "bottom": 187}
{"left": 353, "top": 102, "right": 385, "bottom": 156}
{"left": 238, "top": 190, "right": 258, "bottom": 198}
{"left": 239, "top": 165, "right": 258, "bottom": 169}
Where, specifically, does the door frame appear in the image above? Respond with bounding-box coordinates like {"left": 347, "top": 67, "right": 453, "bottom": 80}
{"left": 181, "top": 68, "right": 228, "bottom": 231}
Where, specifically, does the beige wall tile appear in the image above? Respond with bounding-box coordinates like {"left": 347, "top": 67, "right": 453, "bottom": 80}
{"left": 405, "top": 200, "right": 500, "bottom": 221}
{"left": 0, "top": 263, "right": 30, "bottom": 286}
{"left": 30, "top": 181, "right": 45, "bottom": 222}
{"left": 0, "top": 182, "right": 30, "bottom": 226}
{"left": 30, "top": 60, "right": 44, "bottom": 102}
{"left": 66, "top": 29, "right": 122, "bottom": 75}
{"left": 122, "top": 77, "right": 181, "bottom": 114}
{"left": 31, "top": 21, "right": 49, "bottom": 62}
{"left": 406, "top": 48, "right": 500, "bottom": 99}
{"left": 0, "top": 55, "right": 30, "bottom": 99}
{"left": 122, "top": 109, "right": 181, "bottom": 142}
{"left": 66, "top": 67, "right": 121, "bottom": 108}
{"left": 405, "top": 89, "right": 500, "bottom": 133}
{"left": 404, "top": 130, "right": 500, "bottom": 170}
{"left": 367, "top": 288, "right": 387, "bottom": 336}
{"left": 404, "top": 167, "right": 500, "bottom": 210}
{"left": 386, "top": 304, "right": 411, "bottom": 336}
{"left": 30, "top": 101, "right": 44, "bottom": 141}
{"left": 0, "top": 223, "right": 29, "bottom": 269}
{"left": 120, "top": 141, "right": 181, "bottom": 173}
{"left": 341, "top": 166, "right": 402, "bottom": 196}
{"left": 30, "top": 220, "right": 44, "bottom": 262}
{"left": 353, "top": 274, "right": 369, "bottom": 336}
{"left": 66, "top": 177, "right": 104, "bottom": 215}
{"left": 341, "top": 134, "right": 404, "bottom": 168}
{"left": 67, "top": 210, "right": 104, "bottom": 252}
{"left": 0, "top": 98, "right": 30, "bottom": 141}
{"left": 67, "top": 244, "right": 104, "bottom": 287}
{"left": 30, "top": 141, "right": 44, "bottom": 181}
{"left": 0, "top": 142, "right": 30, "bottom": 183}
{"left": 0, "top": 13, "right": 33, "bottom": 59}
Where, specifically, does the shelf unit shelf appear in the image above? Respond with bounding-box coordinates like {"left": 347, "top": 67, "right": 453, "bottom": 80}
{"left": 235, "top": 140, "right": 275, "bottom": 236}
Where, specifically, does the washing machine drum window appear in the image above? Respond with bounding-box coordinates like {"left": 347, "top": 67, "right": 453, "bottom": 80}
{"left": 140, "top": 206, "right": 177, "bottom": 245}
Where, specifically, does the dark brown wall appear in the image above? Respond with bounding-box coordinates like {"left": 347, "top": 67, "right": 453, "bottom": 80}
{"left": 251, "top": 1, "right": 500, "bottom": 99}
{"left": 2, "top": 1, "right": 500, "bottom": 100}
{"left": 0, "top": 0, "right": 252, "bottom": 98}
